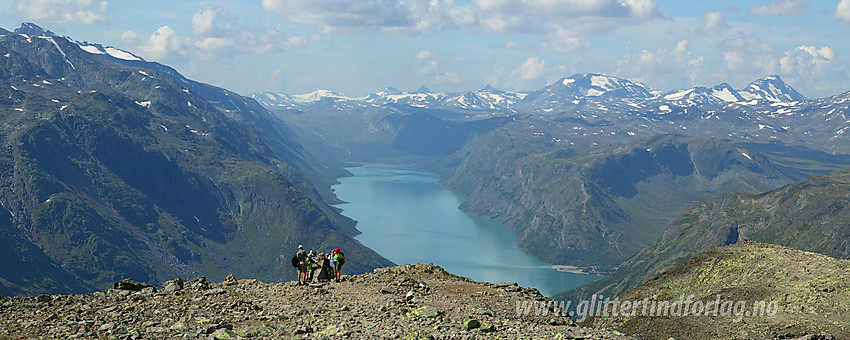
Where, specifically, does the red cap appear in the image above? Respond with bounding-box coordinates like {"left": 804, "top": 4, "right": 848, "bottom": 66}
{"left": 334, "top": 248, "right": 340, "bottom": 252}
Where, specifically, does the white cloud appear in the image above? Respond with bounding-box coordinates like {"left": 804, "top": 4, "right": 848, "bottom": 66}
{"left": 780, "top": 45, "right": 835, "bottom": 75}
{"left": 414, "top": 50, "right": 435, "bottom": 60}
{"left": 131, "top": 8, "right": 308, "bottom": 63}
{"left": 509, "top": 57, "right": 546, "bottom": 81}
{"left": 615, "top": 39, "right": 704, "bottom": 89}
{"left": 701, "top": 11, "right": 729, "bottom": 34}
{"left": 191, "top": 7, "right": 234, "bottom": 37}
{"left": 261, "top": 0, "right": 444, "bottom": 35}
{"left": 540, "top": 27, "right": 592, "bottom": 51}
{"left": 435, "top": 72, "right": 460, "bottom": 84}
{"left": 195, "top": 37, "right": 235, "bottom": 61}
{"left": 414, "top": 50, "right": 439, "bottom": 75}
{"left": 137, "top": 26, "right": 185, "bottom": 62}
{"left": 261, "top": 0, "right": 663, "bottom": 36}
{"left": 747, "top": 0, "right": 810, "bottom": 16}
{"left": 237, "top": 22, "right": 308, "bottom": 54}
{"left": 16, "top": 0, "right": 108, "bottom": 25}
{"left": 472, "top": 0, "right": 662, "bottom": 19}
{"left": 721, "top": 35, "right": 776, "bottom": 73}
{"left": 120, "top": 31, "right": 137, "bottom": 43}
{"left": 837, "top": 0, "right": 850, "bottom": 27}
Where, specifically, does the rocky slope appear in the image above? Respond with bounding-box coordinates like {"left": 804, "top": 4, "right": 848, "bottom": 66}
{"left": 582, "top": 243, "right": 849, "bottom": 339}
{"left": 559, "top": 165, "right": 850, "bottom": 302}
{"left": 0, "top": 263, "right": 630, "bottom": 339}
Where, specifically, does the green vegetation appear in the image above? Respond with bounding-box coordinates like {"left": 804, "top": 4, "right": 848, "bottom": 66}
{"left": 584, "top": 243, "right": 850, "bottom": 339}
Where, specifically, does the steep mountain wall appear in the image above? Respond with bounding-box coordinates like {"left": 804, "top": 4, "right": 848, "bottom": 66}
{"left": 0, "top": 27, "right": 391, "bottom": 296}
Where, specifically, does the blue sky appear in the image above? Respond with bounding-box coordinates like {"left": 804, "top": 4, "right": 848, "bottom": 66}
{"left": 1, "top": 0, "right": 849, "bottom": 98}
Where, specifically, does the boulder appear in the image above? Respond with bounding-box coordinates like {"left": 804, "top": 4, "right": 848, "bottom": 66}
{"left": 223, "top": 274, "right": 238, "bottom": 286}
{"left": 407, "top": 305, "right": 442, "bottom": 318}
{"left": 161, "top": 278, "right": 184, "bottom": 294}
{"left": 187, "top": 276, "right": 209, "bottom": 290}
{"left": 112, "top": 279, "right": 155, "bottom": 292}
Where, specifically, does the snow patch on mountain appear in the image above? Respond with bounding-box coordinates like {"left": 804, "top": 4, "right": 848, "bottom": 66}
{"left": 104, "top": 47, "right": 141, "bottom": 61}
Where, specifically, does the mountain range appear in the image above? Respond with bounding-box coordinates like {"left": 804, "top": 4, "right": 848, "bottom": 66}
{"left": 251, "top": 72, "right": 809, "bottom": 114}
{"left": 0, "top": 23, "right": 391, "bottom": 296}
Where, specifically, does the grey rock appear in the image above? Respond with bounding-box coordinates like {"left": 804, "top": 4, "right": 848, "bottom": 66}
{"left": 113, "top": 279, "right": 155, "bottom": 292}
{"left": 203, "top": 323, "right": 232, "bottom": 334}
{"left": 187, "top": 276, "right": 209, "bottom": 290}
{"left": 161, "top": 278, "right": 184, "bottom": 294}
{"left": 293, "top": 325, "right": 313, "bottom": 334}
{"left": 204, "top": 288, "right": 226, "bottom": 296}
{"left": 223, "top": 274, "right": 238, "bottom": 286}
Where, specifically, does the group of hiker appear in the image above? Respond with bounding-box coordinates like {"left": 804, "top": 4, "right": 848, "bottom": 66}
{"left": 292, "top": 245, "right": 345, "bottom": 285}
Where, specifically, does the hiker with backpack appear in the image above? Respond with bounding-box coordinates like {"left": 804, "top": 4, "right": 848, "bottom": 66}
{"left": 332, "top": 248, "right": 345, "bottom": 282}
{"left": 295, "top": 245, "right": 307, "bottom": 285}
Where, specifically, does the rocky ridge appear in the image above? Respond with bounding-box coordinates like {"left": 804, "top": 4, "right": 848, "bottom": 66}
{"left": 0, "top": 263, "right": 629, "bottom": 339}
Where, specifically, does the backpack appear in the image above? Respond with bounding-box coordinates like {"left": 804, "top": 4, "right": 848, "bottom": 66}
{"left": 290, "top": 255, "right": 299, "bottom": 268}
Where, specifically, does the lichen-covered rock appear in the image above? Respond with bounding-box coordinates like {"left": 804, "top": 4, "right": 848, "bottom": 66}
{"left": 161, "top": 278, "right": 184, "bottom": 294}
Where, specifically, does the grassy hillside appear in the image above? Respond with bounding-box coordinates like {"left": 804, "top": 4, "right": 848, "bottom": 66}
{"left": 582, "top": 243, "right": 850, "bottom": 339}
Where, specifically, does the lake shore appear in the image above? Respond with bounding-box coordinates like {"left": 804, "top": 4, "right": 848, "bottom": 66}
{"left": 552, "top": 265, "right": 591, "bottom": 275}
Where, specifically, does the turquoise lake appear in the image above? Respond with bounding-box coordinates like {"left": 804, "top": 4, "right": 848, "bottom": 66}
{"left": 331, "top": 164, "right": 599, "bottom": 297}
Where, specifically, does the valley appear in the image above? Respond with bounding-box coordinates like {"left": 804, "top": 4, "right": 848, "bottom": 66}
{"left": 266, "top": 72, "right": 850, "bottom": 280}
{"left": 2, "top": 22, "right": 850, "bottom": 340}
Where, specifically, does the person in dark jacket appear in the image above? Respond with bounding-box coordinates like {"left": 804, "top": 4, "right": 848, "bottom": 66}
{"left": 316, "top": 253, "right": 332, "bottom": 282}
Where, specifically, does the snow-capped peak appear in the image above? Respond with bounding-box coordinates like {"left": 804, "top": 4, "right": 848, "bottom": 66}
{"left": 14, "top": 23, "right": 56, "bottom": 37}
{"left": 250, "top": 92, "right": 295, "bottom": 107}
{"left": 739, "top": 75, "right": 806, "bottom": 102}
{"left": 661, "top": 82, "right": 744, "bottom": 105}
{"left": 377, "top": 87, "right": 402, "bottom": 96}
{"left": 556, "top": 73, "right": 652, "bottom": 99}
{"left": 516, "top": 73, "right": 653, "bottom": 112}
{"left": 290, "top": 89, "right": 348, "bottom": 103}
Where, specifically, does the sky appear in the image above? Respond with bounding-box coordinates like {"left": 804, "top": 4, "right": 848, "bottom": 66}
{"left": 1, "top": 0, "right": 849, "bottom": 99}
